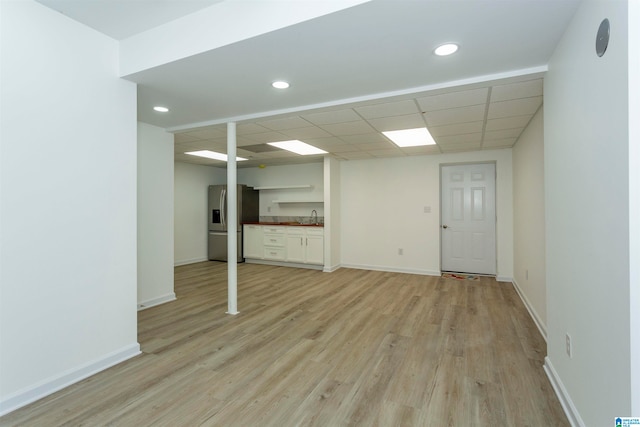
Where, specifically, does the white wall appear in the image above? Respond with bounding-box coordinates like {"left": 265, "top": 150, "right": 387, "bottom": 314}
{"left": 340, "top": 149, "right": 513, "bottom": 278}
{"left": 174, "top": 162, "right": 226, "bottom": 265}
{"left": 512, "top": 107, "right": 547, "bottom": 337}
{"left": 238, "top": 162, "right": 324, "bottom": 218}
{"left": 629, "top": 0, "right": 640, "bottom": 416}
{"left": 138, "top": 123, "right": 175, "bottom": 309}
{"left": 0, "top": 1, "right": 139, "bottom": 415}
{"left": 544, "top": 1, "right": 631, "bottom": 425}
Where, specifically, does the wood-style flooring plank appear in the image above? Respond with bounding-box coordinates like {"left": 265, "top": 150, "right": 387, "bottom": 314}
{"left": 0, "top": 262, "right": 569, "bottom": 427}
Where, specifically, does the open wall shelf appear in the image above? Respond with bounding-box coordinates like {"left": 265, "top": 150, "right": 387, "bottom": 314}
{"left": 254, "top": 185, "right": 313, "bottom": 190}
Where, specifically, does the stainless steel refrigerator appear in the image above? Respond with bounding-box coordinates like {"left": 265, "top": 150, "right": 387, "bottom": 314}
{"left": 208, "top": 184, "right": 259, "bottom": 262}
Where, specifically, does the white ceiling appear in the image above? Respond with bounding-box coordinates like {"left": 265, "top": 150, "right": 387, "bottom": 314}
{"left": 36, "top": 0, "right": 223, "bottom": 40}
{"left": 36, "top": 0, "right": 581, "bottom": 168}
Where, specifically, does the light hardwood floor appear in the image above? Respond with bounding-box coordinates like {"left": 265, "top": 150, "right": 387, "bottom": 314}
{"left": 1, "top": 262, "right": 568, "bottom": 426}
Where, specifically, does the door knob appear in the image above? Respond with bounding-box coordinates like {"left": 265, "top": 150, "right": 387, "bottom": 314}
{"left": 442, "top": 225, "right": 448, "bottom": 229}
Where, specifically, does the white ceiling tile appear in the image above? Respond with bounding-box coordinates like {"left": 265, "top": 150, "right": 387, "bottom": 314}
{"left": 417, "top": 88, "right": 489, "bottom": 112}
{"left": 354, "top": 142, "right": 395, "bottom": 151}
{"left": 279, "top": 126, "right": 333, "bottom": 140}
{"left": 313, "top": 142, "right": 359, "bottom": 153}
{"left": 368, "top": 149, "right": 406, "bottom": 158}
{"left": 483, "top": 128, "right": 523, "bottom": 141}
{"left": 174, "top": 133, "right": 202, "bottom": 143}
{"left": 175, "top": 140, "right": 221, "bottom": 152}
{"left": 483, "top": 138, "right": 518, "bottom": 148}
{"left": 339, "top": 133, "right": 388, "bottom": 144}
{"left": 355, "top": 100, "right": 420, "bottom": 119}
{"left": 400, "top": 145, "right": 441, "bottom": 155}
{"left": 485, "top": 115, "right": 533, "bottom": 131}
{"left": 435, "top": 133, "right": 482, "bottom": 145}
{"left": 302, "top": 109, "right": 361, "bottom": 125}
{"left": 366, "top": 113, "right": 425, "bottom": 132}
{"left": 302, "top": 136, "right": 344, "bottom": 145}
{"left": 488, "top": 96, "right": 542, "bottom": 119}
{"left": 256, "top": 116, "right": 312, "bottom": 131}
{"left": 338, "top": 152, "right": 375, "bottom": 160}
{"left": 439, "top": 142, "right": 482, "bottom": 152}
{"left": 319, "top": 120, "right": 376, "bottom": 136}
{"left": 429, "top": 121, "right": 484, "bottom": 137}
{"left": 424, "top": 104, "right": 486, "bottom": 127}
{"left": 491, "top": 79, "right": 543, "bottom": 102}
{"left": 183, "top": 128, "right": 226, "bottom": 140}
{"left": 237, "top": 123, "right": 271, "bottom": 135}
{"left": 243, "top": 131, "right": 290, "bottom": 143}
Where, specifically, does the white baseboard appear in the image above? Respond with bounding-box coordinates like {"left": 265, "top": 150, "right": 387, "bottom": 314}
{"left": 0, "top": 343, "right": 141, "bottom": 417}
{"left": 340, "top": 263, "right": 441, "bottom": 277}
{"left": 323, "top": 263, "right": 341, "bottom": 273}
{"left": 174, "top": 257, "right": 207, "bottom": 267}
{"left": 544, "top": 357, "right": 585, "bottom": 427}
{"left": 244, "top": 258, "right": 323, "bottom": 270}
{"left": 511, "top": 278, "right": 547, "bottom": 341}
{"left": 496, "top": 275, "right": 513, "bottom": 282}
{"left": 137, "top": 292, "right": 176, "bottom": 311}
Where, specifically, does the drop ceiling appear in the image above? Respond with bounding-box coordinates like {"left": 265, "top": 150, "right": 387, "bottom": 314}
{"left": 36, "top": 0, "right": 580, "bottom": 168}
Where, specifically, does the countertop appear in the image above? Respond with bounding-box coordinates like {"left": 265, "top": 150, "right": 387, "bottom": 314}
{"left": 243, "top": 221, "right": 324, "bottom": 227}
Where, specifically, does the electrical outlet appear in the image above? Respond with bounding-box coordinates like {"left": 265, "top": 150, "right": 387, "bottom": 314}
{"left": 566, "top": 333, "right": 572, "bottom": 358}
{"left": 398, "top": 248, "right": 403, "bottom": 255}
{"left": 526, "top": 269, "right": 529, "bottom": 280}
{"left": 423, "top": 206, "right": 431, "bottom": 213}
{"left": 267, "top": 206, "right": 271, "bottom": 213}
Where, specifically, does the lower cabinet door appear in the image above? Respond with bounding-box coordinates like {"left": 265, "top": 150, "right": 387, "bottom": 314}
{"left": 286, "top": 235, "right": 305, "bottom": 263}
{"left": 305, "top": 234, "right": 324, "bottom": 265}
{"left": 243, "top": 225, "right": 263, "bottom": 259}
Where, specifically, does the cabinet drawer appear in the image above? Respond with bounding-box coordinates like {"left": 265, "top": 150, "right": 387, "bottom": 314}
{"left": 263, "top": 227, "right": 285, "bottom": 234}
{"left": 264, "top": 247, "right": 285, "bottom": 260}
{"left": 263, "top": 234, "right": 285, "bottom": 246}
{"left": 306, "top": 228, "right": 324, "bottom": 236}
{"left": 286, "top": 227, "right": 304, "bottom": 235}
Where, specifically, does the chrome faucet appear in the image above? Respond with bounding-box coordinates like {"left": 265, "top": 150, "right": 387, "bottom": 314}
{"left": 311, "top": 209, "right": 318, "bottom": 225}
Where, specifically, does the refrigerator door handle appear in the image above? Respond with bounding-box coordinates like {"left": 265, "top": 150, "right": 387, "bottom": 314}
{"left": 221, "top": 188, "right": 227, "bottom": 228}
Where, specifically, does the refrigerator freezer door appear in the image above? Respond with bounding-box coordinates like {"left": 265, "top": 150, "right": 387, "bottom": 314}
{"left": 208, "top": 231, "right": 243, "bottom": 262}
{"left": 208, "top": 185, "right": 226, "bottom": 232}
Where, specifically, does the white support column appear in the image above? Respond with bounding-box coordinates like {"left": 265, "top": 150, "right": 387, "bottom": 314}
{"left": 226, "top": 122, "right": 239, "bottom": 315}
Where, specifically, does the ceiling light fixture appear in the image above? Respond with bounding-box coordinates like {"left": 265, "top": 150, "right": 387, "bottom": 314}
{"left": 434, "top": 43, "right": 459, "bottom": 56}
{"left": 267, "top": 140, "right": 327, "bottom": 155}
{"left": 272, "top": 81, "right": 290, "bottom": 89}
{"left": 382, "top": 128, "right": 437, "bottom": 147}
{"left": 153, "top": 106, "right": 169, "bottom": 112}
{"left": 185, "top": 150, "right": 248, "bottom": 162}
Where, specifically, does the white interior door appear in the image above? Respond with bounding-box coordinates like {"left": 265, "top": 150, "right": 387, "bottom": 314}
{"left": 441, "top": 163, "right": 496, "bottom": 275}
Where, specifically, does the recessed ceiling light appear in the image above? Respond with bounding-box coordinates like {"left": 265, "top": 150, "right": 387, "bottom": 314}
{"left": 272, "top": 81, "right": 290, "bottom": 89}
{"left": 153, "top": 106, "right": 169, "bottom": 112}
{"left": 267, "top": 140, "right": 327, "bottom": 155}
{"left": 185, "top": 150, "right": 248, "bottom": 162}
{"left": 434, "top": 43, "right": 459, "bottom": 56}
{"left": 382, "top": 128, "right": 437, "bottom": 147}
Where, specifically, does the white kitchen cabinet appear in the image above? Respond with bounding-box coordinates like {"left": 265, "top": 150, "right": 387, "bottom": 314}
{"left": 243, "top": 224, "right": 324, "bottom": 268}
{"left": 286, "top": 226, "right": 323, "bottom": 265}
{"left": 243, "top": 225, "right": 263, "bottom": 259}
